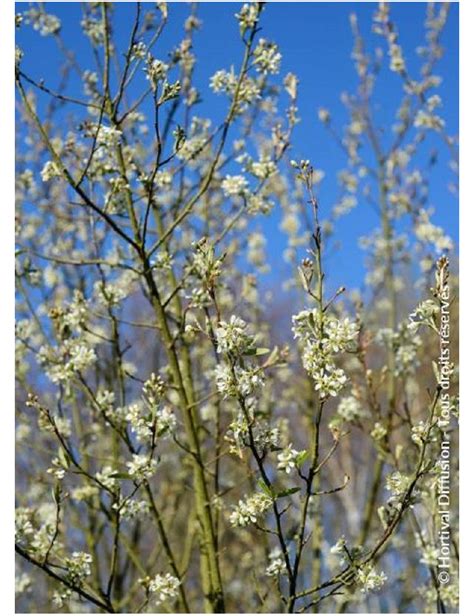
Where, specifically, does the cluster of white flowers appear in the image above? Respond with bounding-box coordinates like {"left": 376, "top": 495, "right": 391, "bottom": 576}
{"left": 69, "top": 344, "right": 97, "bottom": 371}
{"left": 235, "top": 3, "right": 260, "bottom": 33}
{"left": 96, "top": 389, "right": 115, "bottom": 411}
{"left": 408, "top": 299, "right": 439, "bottom": 332}
{"left": 355, "top": 563, "right": 387, "bottom": 593}
{"left": 64, "top": 551, "right": 93, "bottom": 586}
{"left": 143, "top": 573, "right": 180, "bottom": 606}
{"left": 37, "top": 412, "right": 71, "bottom": 438}
{"left": 15, "top": 572, "right": 31, "bottom": 597}
{"left": 292, "top": 310, "right": 358, "bottom": 398}
{"left": 81, "top": 16, "right": 105, "bottom": 46}
{"left": 389, "top": 43, "right": 405, "bottom": 73}
{"left": 210, "top": 69, "right": 261, "bottom": 111}
{"left": 265, "top": 548, "right": 285, "bottom": 577}
{"left": 95, "top": 465, "right": 119, "bottom": 491}
{"left": 96, "top": 125, "right": 123, "bottom": 147}
{"left": 126, "top": 403, "right": 153, "bottom": 442}
{"left": 93, "top": 280, "right": 126, "bottom": 307}
{"left": 71, "top": 485, "right": 99, "bottom": 501}
{"left": 335, "top": 395, "right": 369, "bottom": 423}
{"left": 105, "top": 176, "right": 129, "bottom": 213}
{"left": 63, "top": 290, "right": 89, "bottom": 331}
{"left": 253, "top": 39, "right": 281, "bottom": 74}
{"left": 175, "top": 133, "right": 207, "bottom": 162}
{"left": 82, "top": 69, "right": 99, "bottom": 97}
{"left": 15, "top": 508, "right": 34, "bottom": 543}
{"left": 126, "top": 454, "right": 158, "bottom": 481}
{"left": 156, "top": 406, "right": 177, "bottom": 436}
{"left": 247, "top": 155, "right": 277, "bottom": 180}
{"left": 385, "top": 471, "right": 411, "bottom": 496}
{"left": 415, "top": 209, "right": 453, "bottom": 253}
{"left": 215, "top": 364, "right": 264, "bottom": 399}
{"left": 225, "top": 415, "right": 281, "bottom": 457}
{"left": 25, "top": 7, "right": 61, "bottom": 36}
{"left": 47, "top": 456, "right": 68, "bottom": 480}
{"left": 113, "top": 498, "right": 150, "bottom": 520}
{"left": 376, "top": 324, "right": 422, "bottom": 377}
{"left": 153, "top": 251, "right": 174, "bottom": 270}
{"left": 215, "top": 315, "right": 255, "bottom": 355}
{"left": 40, "top": 160, "right": 61, "bottom": 182}
{"left": 143, "top": 372, "right": 166, "bottom": 406}
{"left": 221, "top": 174, "right": 248, "bottom": 197}
{"left": 414, "top": 109, "right": 445, "bottom": 131}
{"left": 247, "top": 193, "right": 274, "bottom": 215}
{"left": 417, "top": 537, "right": 439, "bottom": 567}
{"left": 188, "top": 237, "right": 224, "bottom": 286}
{"left": 229, "top": 492, "right": 272, "bottom": 527}
{"left": 52, "top": 589, "right": 72, "bottom": 609}
{"left": 38, "top": 340, "right": 97, "bottom": 384}
{"left": 277, "top": 443, "right": 304, "bottom": 474}
{"left": 145, "top": 55, "right": 169, "bottom": 88}
{"left": 370, "top": 421, "right": 388, "bottom": 441}
{"left": 131, "top": 41, "right": 147, "bottom": 60}
{"left": 411, "top": 420, "right": 432, "bottom": 447}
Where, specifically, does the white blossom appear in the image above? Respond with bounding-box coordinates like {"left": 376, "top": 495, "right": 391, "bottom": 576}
{"left": 145, "top": 573, "right": 180, "bottom": 605}
{"left": 355, "top": 563, "right": 387, "bottom": 593}
{"left": 229, "top": 492, "right": 272, "bottom": 527}
{"left": 126, "top": 455, "right": 158, "bottom": 481}
{"left": 222, "top": 174, "right": 248, "bottom": 197}
{"left": 277, "top": 443, "right": 304, "bottom": 474}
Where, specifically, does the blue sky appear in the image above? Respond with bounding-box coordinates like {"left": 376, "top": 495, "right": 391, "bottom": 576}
{"left": 16, "top": 2, "right": 459, "bottom": 294}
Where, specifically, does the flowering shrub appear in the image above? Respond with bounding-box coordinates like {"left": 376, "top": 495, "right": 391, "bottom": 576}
{"left": 15, "top": 2, "right": 458, "bottom": 614}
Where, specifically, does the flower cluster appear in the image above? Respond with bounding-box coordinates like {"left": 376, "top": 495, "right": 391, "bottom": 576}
{"left": 145, "top": 56, "right": 169, "bottom": 88}
{"left": 40, "top": 161, "right": 61, "bottom": 182}
{"left": 95, "top": 466, "right": 119, "bottom": 492}
{"left": 335, "top": 395, "right": 369, "bottom": 423}
{"left": 126, "top": 404, "right": 154, "bottom": 442}
{"left": 408, "top": 299, "right": 439, "bottom": 332}
{"left": 292, "top": 310, "right": 358, "bottom": 398}
{"left": 221, "top": 174, "right": 248, "bottom": 197}
{"left": 235, "top": 3, "right": 260, "bottom": 33}
{"left": 64, "top": 551, "right": 93, "bottom": 586}
{"left": 225, "top": 415, "right": 281, "bottom": 457}
{"left": 210, "top": 69, "right": 261, "bottom": 112}
{"left": 126, "top": 455, "right": 158, "bottom": 481}
{"left": 215, "top": 364, "right": 264, "bottom": 399}
{"left": 113, "top": 498, "right": 150, "bottom": 520}
{"left": 215, "top": 315, "right": 255, "bottom": 355}
{"left": 265, "top": 548, "right": 285, "bottom": 577}
{"left": 25, "top": 7, "right": 61, "bottom": 36}
{"left": 277, "top": 443, "right": 305, "bottom": 474}
{"left": 229, "top": 492, "right": 273, "bottom": 527}
{"left": 188, "top": 237, "right": 224, "bottom": 288}
{"left": 142, "top": 573, "right": 180, "bottom": 606}
{"left": 355, "top": 563, "right": 387, "bottom": 593}
{"left": 415, "top": 209, "right": 453, "bottom": 253}
{"left": 253, "top": 39, "right": 281, "bottom": 75}
{"left": 385, "top": 471, "right": 411, "bottom": 496}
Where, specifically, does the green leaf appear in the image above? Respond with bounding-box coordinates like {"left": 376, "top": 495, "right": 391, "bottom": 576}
{"left": 243, "top": 347, "right": 270, "bottom": 357}
{"left": 109, "top": 472, "right": 133, "bottom": 480}
{"left": 257, "top": 479, "right": 274, "bottom": 498}
{"left": 57, "top": 447, "right": 70, "bottom": 469}
{"left": 276, "top": 487, "right": 301, "bottom": 499}
{"left": 295, "top": 450, "right": 309, "bottom": 466}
